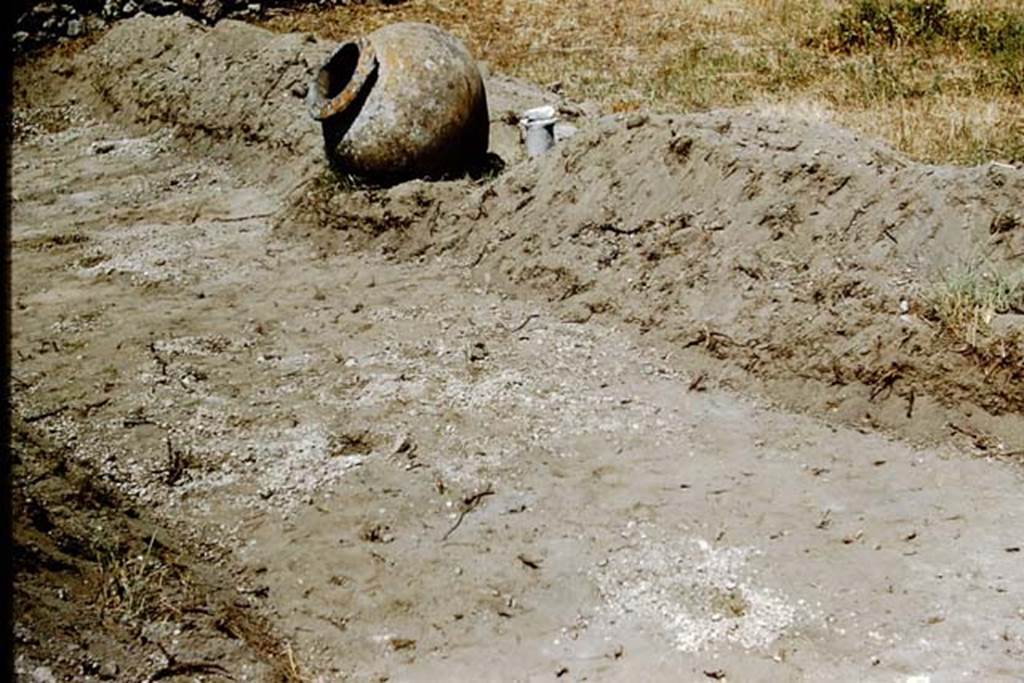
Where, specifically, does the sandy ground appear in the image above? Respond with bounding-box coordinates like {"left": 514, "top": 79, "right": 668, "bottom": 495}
{"left": 11, "top": 15, "right": 1024, "bottom": 683}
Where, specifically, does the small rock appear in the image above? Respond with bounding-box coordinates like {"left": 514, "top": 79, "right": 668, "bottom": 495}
{"left": 49, "top": 61, "right": 74, "bottom": 77}
{"left": 625, "top": 113, "right": 648, "bottom": 129}
{"left": 102, "top": 0, "right": 126, "bottom": 18}
{"left": 991, "top": 313, "right": 1024, "bottom": 338}
{"left": 554, "top": 121, "right": 579, "bottom": 143}
{"left": 390, "top": 434, "right": 414, "bottom": 456}
{"left": 31, "top": 667, "right": 57, "bottom": 683}
{"left": 290, "top": 82, "right": 308, "bottom": 99}
{"left": 91, "top": 141, "right": 116, "bottom": 155}
{"left": 467, "top": 341, "right": 488, "bottom": 362}
{"left": 141, "top": 0, "right": 180, "bottom": 15}
{"left": 31, "top": 3, "right": 57, "bottom": 17}
{"left": 200, "top": 0, "right": 224, "bottom": 21}
{"left": 389, "top": 637, "right": 416, "bottom": 651}
{"left": 13, "top": 622, "right": 35, "bottom": 644}
{"left": 98, "top": 662, "right": 119, "bottom": 680}
{"left": 560, "top": 302, "right": 593, "bottom": 324}
{"left": 85, "top": 16, "right": 108, "bottom": 32}
{"left": 66, "top": 18, "right": 83, "bottom": 37}
{"left": 557, "top": 103, "right": 585, "bottom": 119}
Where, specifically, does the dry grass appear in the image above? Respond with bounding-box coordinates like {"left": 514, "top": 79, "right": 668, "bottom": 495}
{"left": 95, "top": 534, "right": 176, "bottom": 624}
{"left": 263, "top": 0, "right": 1024, "bottom": 164}
{"left": 927, "top": 263, "right": 1024, "bottom": 347}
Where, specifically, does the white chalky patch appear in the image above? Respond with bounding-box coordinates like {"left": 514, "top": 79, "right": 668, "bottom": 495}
{"left": 594, "top": 532, "right": 797, "bottom": 652}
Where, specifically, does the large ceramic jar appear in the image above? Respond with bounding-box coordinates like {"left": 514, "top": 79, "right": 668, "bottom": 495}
{"left": 308, "top": 22, "right": 489, "bottom": 182}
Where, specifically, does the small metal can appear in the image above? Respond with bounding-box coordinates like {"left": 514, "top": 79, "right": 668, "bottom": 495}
{"left": 520, "top": 105, "right": 558, "bottom": 158}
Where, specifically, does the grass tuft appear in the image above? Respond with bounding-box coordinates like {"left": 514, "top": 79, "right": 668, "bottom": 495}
{"left": 827, "top": 0, "right": 956, "bottom": 50}
{"left": 827, "top": 0, "right": 1024, "bottom": 53}
{"left": 822, "top": 0, "right": 1024, "bottom": 94}
{"left": 95, "top": 534, "right": 176, "bottom": 624}
{"left": 927, "top": 263, "right": 1024, "bottom": 347}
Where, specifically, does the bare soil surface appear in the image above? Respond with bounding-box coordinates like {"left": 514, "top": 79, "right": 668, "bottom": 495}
{"left": 11, "top": 15, "right": 1024, "bottom": 682}
{"left": 11, "top": 418, "right": 299, "bottom": 682}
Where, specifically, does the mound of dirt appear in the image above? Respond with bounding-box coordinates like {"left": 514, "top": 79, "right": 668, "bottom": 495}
{"left": 38, "top": 15, "right": 332, "bottom": 178}
{"left": 289, "top": 94, "right": 1024, "bottom": 452}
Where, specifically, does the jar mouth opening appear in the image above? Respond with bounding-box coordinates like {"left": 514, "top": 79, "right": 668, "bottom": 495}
{"left": 310, "top": 39, "right": 378, "bottom": 122}
{"left": 521, "top": 117, "right": 558, "bottom": 128}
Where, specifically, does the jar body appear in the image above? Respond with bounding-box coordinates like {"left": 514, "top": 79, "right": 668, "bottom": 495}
{"left": 311, "top": 22, "right": 489, "bottom": 181}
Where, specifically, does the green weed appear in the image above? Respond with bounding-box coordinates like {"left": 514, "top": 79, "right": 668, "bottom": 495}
{"left": 928, "top": 263, "right": 1024, "bottom": 346}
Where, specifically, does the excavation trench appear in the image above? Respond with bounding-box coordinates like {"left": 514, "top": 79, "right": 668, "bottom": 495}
{"left": 11, "top": 14, "right": 1024, "bottom": 681}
